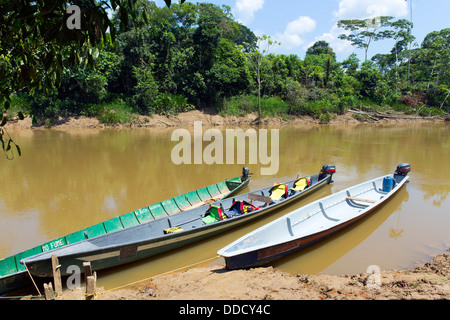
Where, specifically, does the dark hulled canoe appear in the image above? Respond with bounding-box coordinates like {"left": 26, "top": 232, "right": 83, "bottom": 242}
{"left": 218, "top": 164, "right": 411, "bottom": 270}
{"left": 20, "top": 164, "right": 335, "bottom": 284}
{"left": 0, "top": 170, "right": 251, "bottom": 295}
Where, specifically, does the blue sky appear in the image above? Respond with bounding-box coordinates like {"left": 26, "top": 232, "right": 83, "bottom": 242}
{"left": 153, "top": 0, "right": 450, "bottom": 62}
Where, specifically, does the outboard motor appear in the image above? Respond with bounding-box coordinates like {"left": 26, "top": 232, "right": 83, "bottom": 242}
{"left": 394, "top": 163, "right": 411, "bottom": 176}
{"left": 319, "top": 164, "right": 336, "bottom": 183}
{"left": 241, "top": 167, "right": 251, "bottom": 182}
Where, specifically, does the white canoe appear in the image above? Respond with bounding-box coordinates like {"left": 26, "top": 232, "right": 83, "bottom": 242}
{"left": 218, "top": 163, "right": 411, "bottom": 269}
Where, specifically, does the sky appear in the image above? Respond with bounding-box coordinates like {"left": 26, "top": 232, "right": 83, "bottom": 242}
{"left": 153, "top": 0, "right": 450, "bottom": 62}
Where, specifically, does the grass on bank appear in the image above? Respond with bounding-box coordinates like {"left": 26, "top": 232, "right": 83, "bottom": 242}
{"left": 6, "top": 93, "right": 448, "bottom": 126}
{"left": 219, "top": 94, "right": 447, "bottom": 123}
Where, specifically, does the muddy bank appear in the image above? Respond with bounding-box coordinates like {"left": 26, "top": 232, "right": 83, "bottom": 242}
{"left": 4, "top": 109, "right": 446, "bottom": 131}
{"left": 54, "top": 253, "right": 450, "bottom": 300}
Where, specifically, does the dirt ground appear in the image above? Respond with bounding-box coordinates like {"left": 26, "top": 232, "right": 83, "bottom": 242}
{"left": 56, "top": 253, "right": 450, "bottom": 300}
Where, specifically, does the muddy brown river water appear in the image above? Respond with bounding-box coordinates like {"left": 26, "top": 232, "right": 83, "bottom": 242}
{"left": 1, "top": 122, "right": 449, "bottom": 292}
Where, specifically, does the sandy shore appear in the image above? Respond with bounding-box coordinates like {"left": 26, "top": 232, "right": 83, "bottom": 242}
{"left": 4, "top": 109, "right": 446, "bottom": 131}
{"left": 54, "top": 253, "right": 450, "bottom": 300}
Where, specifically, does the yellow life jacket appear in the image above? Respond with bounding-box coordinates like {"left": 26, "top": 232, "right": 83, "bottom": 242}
{"left": 292, "top": 176, "right": 311, "bottom": 191}
{"left": 269, "top": 183, "right": 289, "bottom": 201}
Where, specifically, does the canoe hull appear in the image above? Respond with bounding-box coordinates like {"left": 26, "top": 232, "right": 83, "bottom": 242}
{"left": 0, "top": 271, "right": 30, "bottom": 297}
{"left": 0, "top": 173, "right": 250, "bottom": 295}
{"left": 219, "top": 166, "right": 410, "bottom": 270}
{"left": 24, "top": 174, "right": 331, "bottom": 278}
{"left": 223, "top": 200, "right": 385, "bottom": 269}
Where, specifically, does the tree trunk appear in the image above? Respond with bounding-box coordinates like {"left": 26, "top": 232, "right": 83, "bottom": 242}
{"left": 440, "top": 90, "right": 450, "bottom": 110}
{"left": 258, "top": 79, "right": 261, "bottom": 123}
{"left": 324, "top": 57, "right": 330, "bottom": 87}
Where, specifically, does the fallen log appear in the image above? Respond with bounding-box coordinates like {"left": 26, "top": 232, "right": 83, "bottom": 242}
{"left": 348, "top": 109, "right": 443, "bottom": 121}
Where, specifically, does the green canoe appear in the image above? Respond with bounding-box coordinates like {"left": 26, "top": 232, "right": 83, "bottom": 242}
{"left": 0, "top": 169, "right": 251, "bottom": 296}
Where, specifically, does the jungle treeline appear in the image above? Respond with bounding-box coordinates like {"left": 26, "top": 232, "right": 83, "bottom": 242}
{"left": 9, "top": 1, "right": 450, "bottom": 125}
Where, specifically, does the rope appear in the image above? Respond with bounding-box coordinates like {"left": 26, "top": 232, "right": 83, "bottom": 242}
{"left": 84, "top": 292, "right": 101, "bottom": 300}
{"left": 22, "top": 259, "right": 42, "bottom": 297}
{"left": 2, "top": 255, "right": 221, "bottom": 300}
{"left": 96, "top": 255, "right": 221, "bottom": 296}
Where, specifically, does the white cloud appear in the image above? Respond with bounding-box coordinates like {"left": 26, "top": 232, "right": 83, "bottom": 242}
{"left": 333, "top": 0, "right": 408, "bottom": 19}
{"left": 305, "top": 24, "right": 351, "bottom": 55}
{"left": 274, "top": 16, "right": 317, "bottom": 50}
{"left": 286, "top": 16, "right": 317, "bottom": 35}
{"left": 233, "top": 0, "right": 265, "bottom": 25}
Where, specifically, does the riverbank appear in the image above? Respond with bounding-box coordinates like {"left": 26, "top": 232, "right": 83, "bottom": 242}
{"left": 55, "top": 252, "right": 450, "bottom": 300}
{"left": 7, "top": 111, "right": 448, "bottom": 301}
{"left": 4, "top": 109, "right": 447, "bottom": 131}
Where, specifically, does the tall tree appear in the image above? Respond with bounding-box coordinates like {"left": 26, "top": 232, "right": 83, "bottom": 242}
{"left": 0, "top": 0, "right": 156, "bottom": 157}
{"left": 306, "top": 41, "right": 337, "bottom": 87}
{"left": 306, "top": 40, "right": 336, "bottom": 61}
{"left": 419, "top": 28, "right": 450, "bottom": 107}
{"left": 337, "top": 16, "right": 396, "bottom": 61}
{"left": 390, "top": 19, "right": 415, "bottom": 86}
{"left": 247, "top": 35, "right": 279, "bottom": 122}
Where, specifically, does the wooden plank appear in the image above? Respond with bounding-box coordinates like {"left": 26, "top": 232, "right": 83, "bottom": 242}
{"left": 216, "top": 181, "right": 229, "bottom": 194}
{"left": 149, "top": 203, "right": 167, "bottom": 219}
{"left": 103, "top": 217, "right": 124, "bottom": 233}
{"left": 51, "top": 254, "right": 63, "bottom": 296}
{"left": 0, "top": 256, "right": 18, "bottom": 277}
{"left": 44, "top": 283, "right": 55, "bottom": 300}
{"left": 184, "top": 191, "right": 201, "bottom": 205}
{"left": 161, "top": 198, "right": 180, "bottom": 215}
{"left": 84, "top": 222, "right": 107, "bottom": 239}
{"left": 86, "top": 273, "right": 97, "bottom": 300}
{"left": 65, "top": 230, "right": 86, "bottom": 244}
{"left": 346, "top": 197, "right": 376, "bottom": 203}
{"left": 120, "top": 212, "right": 140, "bottom": 228}
{"left": 207, "top": 184, "right": 221, "bottom": 198}
{"left": 248, "top": 193, "right": 272, "bottom": 204}
{"left": 134, "top": 207, "right": 153, "bottom": 223}
{"left": 173, "top": 195, "right": 191, "bottom": 211}
{"left": 196, "top": 187, "right": 212, "bottom": 202}
{"left": 83, "top": 261, "right": 93, "bottom": 283}
{"left": 16, "top": 246, "right": 43, "bottom": 272}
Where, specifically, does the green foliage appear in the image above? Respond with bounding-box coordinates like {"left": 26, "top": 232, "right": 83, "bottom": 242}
{"left": 220, "top": 95, "right": 258, "bottom": 116}
{"left": 0, "top": 0, "right": 144, "bottom": 115}
{"left": 3, "top": 0, "right": 449, "bottom": 134}
{"left": 221, "top": 95, "right": 288, "bottom": 117}
{"left": 129, "top": 65, "right": 159, "bottom": 114}
{"left": 319, "top": 112, "right": 332, "bottom": 124}
{"left": 154, "top": 94, "right": 195, "bottom": 115}
{"left": 88, "top": 99, "right": 131, "bottom": 125}
{"left": 29, "top": 91, "right": 62, "bottom": 119}
{"left": 7, "top": 94, "right": 30, "bottom": 118}
{"left": 261, "top": 97, "right": 289, "bottom": 117}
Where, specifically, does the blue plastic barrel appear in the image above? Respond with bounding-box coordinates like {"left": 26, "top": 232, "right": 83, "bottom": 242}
{"left": 382, "top": 176, "right": 394, "bottom": 192}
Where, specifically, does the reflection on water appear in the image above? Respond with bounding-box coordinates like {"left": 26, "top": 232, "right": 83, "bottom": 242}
{"left": 1, "top": 123, "right": 449, "bottom": 291}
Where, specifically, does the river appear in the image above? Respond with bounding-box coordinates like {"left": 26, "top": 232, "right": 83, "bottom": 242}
{"left": 1, "top": 122, "right": 449, "bottom": 292}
